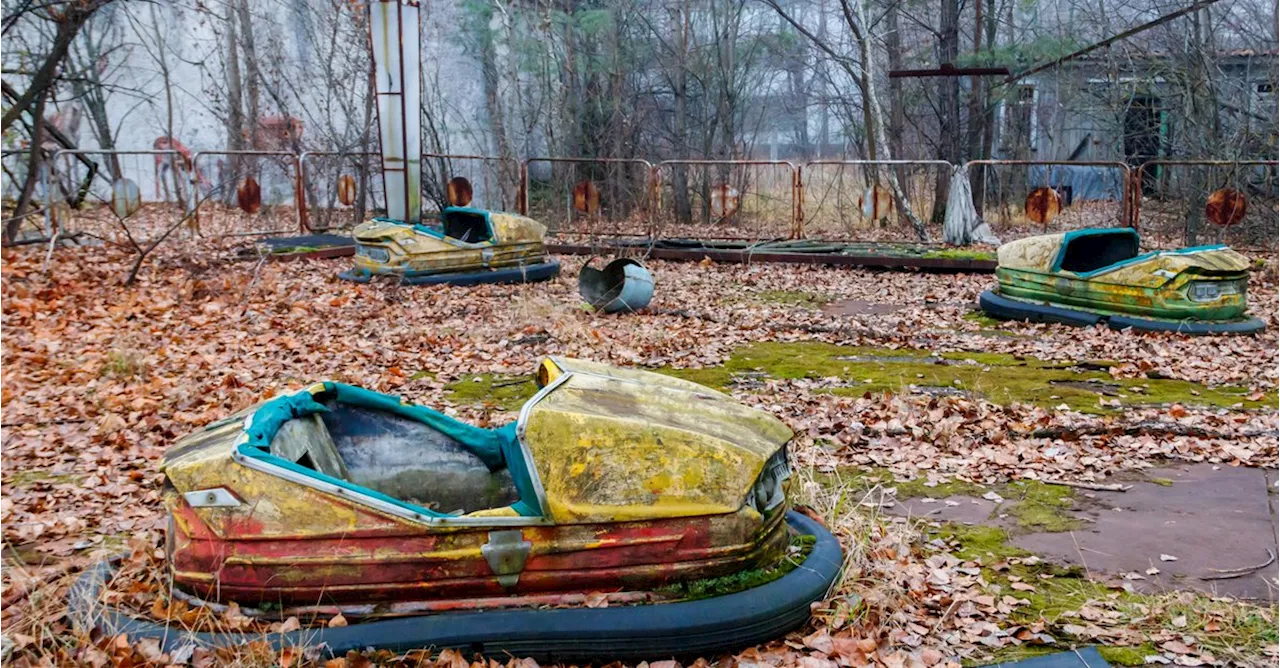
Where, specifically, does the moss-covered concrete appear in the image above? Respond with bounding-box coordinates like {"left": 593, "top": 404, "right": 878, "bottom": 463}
{"left": 444, "top": 374, "right": 538, "bottom": 411}
{"left": 660, "top": 341, "right": 1275, "bottom": 414}
{"left": 1002, "top": 480, "right": 1082, "bottom": 533}
{"left": 815, "top": 468, "right": 1083, "bottom": 534}
{"left": 804, "top": 469, "right": 1277, "bottom": 665}
{"left": 921, "top": 248, "right": 997, "bottom": 261}
{"left": 1098, "top": 645, "right": 1159, "bottom": 666}
{"left": 934, "top": 522, "right": 1278, "bottom": 667}
{"left": 962, "top": 311, "right": 1008, "bottom": 328}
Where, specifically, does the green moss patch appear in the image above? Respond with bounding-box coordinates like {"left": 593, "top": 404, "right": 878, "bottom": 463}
{"left": 936, "top": 522, "right": 1277, "bottom": 666}
{"left": 6, "top": 469, "right": 84, "bottom": 487}
{"left": 819, "top": 468, "right": 1081, "bottom": 535}
{"left": 965, "top": 645, "right": 1059, "bottom": 666}
{"left": 1002, "top": 480, "right": 1081, "bottom": 532}
{"left": 444, "top": 373, "right": 538, "bottom": 411}
{"left": 1098, "top": 644, "right": 1159, "bottom": 666}
{"left": 830, "top": 467, "right": 986, "bottom": 500}
{"left": 661, "top": 341, "right": 1274, "bottom": 414}
{"left": 960, "top": 310, "right": 1028, "bottom": 338}
{"left": 921, "top": 248, "right": 996, "bottom": 261}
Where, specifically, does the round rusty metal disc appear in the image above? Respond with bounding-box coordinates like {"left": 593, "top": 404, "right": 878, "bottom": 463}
{"left": 572, "top": 180, "right": 600, "bottom": 215}
{"left": 710, "top": 183, "right": 741, "bottom": 219}
{"left": 337, "top": 174, "right": 357, "bottom": 207}
{"left": 110, "top": 178, "right": 141, "bottom": 219}
{"left": 237, "top": 177, "right": 262, "bottom": 214}
{"left": 447, "top": 177, "right": 473, "bottom": 207}
{"left": 1205, "top": 188, "right": 1247, "bottom": 227}
{"left": 1024, "top": 187, "right": 1061, "bottom": 225}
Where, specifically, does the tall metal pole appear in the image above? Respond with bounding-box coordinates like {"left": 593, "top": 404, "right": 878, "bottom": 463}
{"left": 369, "top": 0, "right": 422, "bottom": 224}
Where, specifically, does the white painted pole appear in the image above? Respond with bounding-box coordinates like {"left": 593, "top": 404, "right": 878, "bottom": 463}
{"left": 369, "top": 0, "right": 422, "bottom": 224}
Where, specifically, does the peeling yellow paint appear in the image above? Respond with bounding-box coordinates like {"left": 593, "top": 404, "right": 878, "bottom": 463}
{"left": 350, "top": 211, "right": 550, "bottom": 277}
{"left": 525, "top": 361, "right": 792, "bottom": 524}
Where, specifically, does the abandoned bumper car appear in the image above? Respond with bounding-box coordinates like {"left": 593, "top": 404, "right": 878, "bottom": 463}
{"left": 979, "top": 228, "right": 1263, "bottom": 335}
{"left": 338, "top": 206, "right": 561, "bottom": 286}
{"left": 73, "top": 358, "right": 841, "bottom": 659}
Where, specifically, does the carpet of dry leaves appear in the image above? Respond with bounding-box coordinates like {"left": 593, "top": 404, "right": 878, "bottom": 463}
{"left": 2, "top": 232, "right": 1277, "bottom": 668}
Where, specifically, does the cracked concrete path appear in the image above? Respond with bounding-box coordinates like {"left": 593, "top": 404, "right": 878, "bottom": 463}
{"left": 887, "top": 463, "right": 1279, "bottom": 601}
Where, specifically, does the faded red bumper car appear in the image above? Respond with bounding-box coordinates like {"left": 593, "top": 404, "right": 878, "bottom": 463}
{"left": 73, "top": 358, "right": 842, "bottom": 660}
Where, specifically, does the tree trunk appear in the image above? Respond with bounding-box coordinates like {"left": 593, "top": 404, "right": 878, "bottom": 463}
{"left": 964, "top": 0, "right": 988, "bottom": 214}
{"left": 849, "top": 0, "right": 927, "bottom": 240}
{"left": 150, "top": 4, "right": 187, "bottom": 207}
{"left": 72, "top": 32, "right": 121, "bottom": 180}
{"left": 1, "top": 8, "right": 95, "bottom": 134}
{"left": 6, "top": 93, "right": 47, "bottom": 244}
{"left": 885, "top": 0, "right": 907, "bottom": 197}
{"left": 480, "top": 10, "right": 514, "bottom": 195}
{"left": 670, "top": 0, "right": 692, "bottom": 223}
{"left": 235, "top": 0, "right": 261, "bottom": 182}
{"left": 225, "top": 6, "right": 246, "bottom": 205}
{"left": 929, "top": 0, "right": 961, "bottom": 223}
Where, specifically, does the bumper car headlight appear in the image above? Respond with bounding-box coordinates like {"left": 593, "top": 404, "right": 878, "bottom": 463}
{"left": 356, "top": 244, "right": 391, "bottom": 263}
{"left": 746, "top": 445, "right": 791, "bottom": 513}
{"left": 1187, "top": 280, "right": 1243, "bottom": 303}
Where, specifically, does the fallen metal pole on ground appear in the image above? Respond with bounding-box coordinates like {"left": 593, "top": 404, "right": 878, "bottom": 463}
{"left": 546, "top": 240, "right": 997, "bottom": 272}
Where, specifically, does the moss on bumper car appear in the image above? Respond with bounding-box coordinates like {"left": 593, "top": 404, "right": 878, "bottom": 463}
{"left": 74, "top": 358, "right": 841, "bottom": 659}
{"left": 979, "top": 228, "right": 1263, "bottom": 335}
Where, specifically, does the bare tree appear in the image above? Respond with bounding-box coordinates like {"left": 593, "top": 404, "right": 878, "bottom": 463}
{"left": 762, "top": 0, "right": 931, "bottom": 239}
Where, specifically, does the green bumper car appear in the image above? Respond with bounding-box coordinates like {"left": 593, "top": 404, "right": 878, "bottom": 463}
{"left": 979, "top": 228, "right": 1264, "bottom": 335}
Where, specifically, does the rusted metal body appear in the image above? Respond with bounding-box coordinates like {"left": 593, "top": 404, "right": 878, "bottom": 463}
{"left": 989, "top": 228, "right": 1256, "bottom": 323}
{"left": 342, "top": 207, "right": 555, "bottom": 282}
{"left": 447, "top": 176, "right": 474, "bottom": 207}
{"left": 1024, "top": 187, "right": 1061, "bottom": 225}
{"left": 162, "top": 358, "right": 793, "bottom": 606}
{"left": 169, "top": 501, "right": 784, "bottom": 604}
{"left": 1204, "top": 188, "right": 1248, "bottom": 227}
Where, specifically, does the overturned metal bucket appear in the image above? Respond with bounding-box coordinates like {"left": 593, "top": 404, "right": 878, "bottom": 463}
{"left": 579, "top": 258, "right": 654, "bottom": 313}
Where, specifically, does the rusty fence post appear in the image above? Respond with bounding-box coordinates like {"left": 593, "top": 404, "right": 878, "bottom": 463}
{"left": 793, "top": 164, "right": 804, "bottom": 239}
